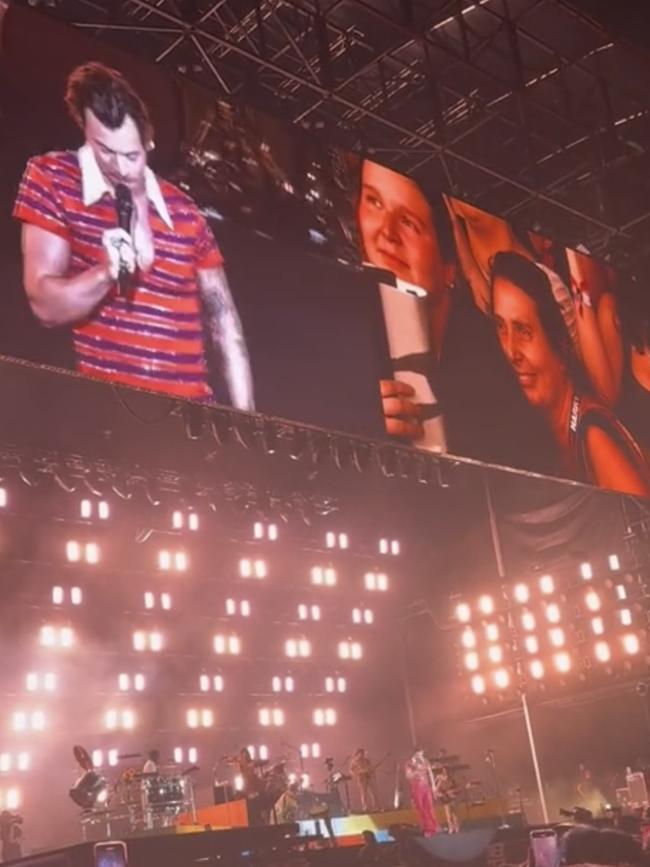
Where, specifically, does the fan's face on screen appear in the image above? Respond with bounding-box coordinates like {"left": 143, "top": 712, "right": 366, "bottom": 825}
{"left": 492, "top": 276, "right": 567, "bottom": 411}
{"left": 84, "top": 108, "right": 148, "bottom": 195}
{"left": 358, "top": 160, "right": 443, "bottom": 294}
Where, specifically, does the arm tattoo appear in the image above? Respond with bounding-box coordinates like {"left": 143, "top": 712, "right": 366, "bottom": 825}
{"left": 198, "top": 265, "right": 255, "bottom": 411}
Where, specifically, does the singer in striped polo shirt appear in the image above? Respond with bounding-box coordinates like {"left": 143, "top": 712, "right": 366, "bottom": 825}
{"left": 13, "top": 62, "right": 254, "bottom": 409}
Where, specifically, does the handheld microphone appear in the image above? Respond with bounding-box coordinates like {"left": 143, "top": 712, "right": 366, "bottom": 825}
{"left": 114, "top": 183, "right": 134, "bottom": 298}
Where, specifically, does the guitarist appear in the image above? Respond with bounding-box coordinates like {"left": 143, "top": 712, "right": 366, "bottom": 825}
{"left": 349, "top": 747, "right": 381, "bottom": 812}
{"left": 433, "top": 764, "right": 461, "bottom": 834}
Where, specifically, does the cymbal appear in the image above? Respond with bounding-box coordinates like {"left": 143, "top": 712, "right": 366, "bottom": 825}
{"left": 73, "top": 745, "right": 93, "bottom": 772}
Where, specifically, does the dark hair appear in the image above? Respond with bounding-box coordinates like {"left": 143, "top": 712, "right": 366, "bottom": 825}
{"left": 561, "top": 824, "right": 643, "bottom": 866}
{"left": 65, "top": 62, "right": 153, "bottom": 145}
{"left": 619, "top": 274, "right": 650, "bottom": 353}
{"left": 148, "top": 749, "right": 160, "bottom": 762}
{"left": 490, "top": 251, "right": 570, "bottom": 360}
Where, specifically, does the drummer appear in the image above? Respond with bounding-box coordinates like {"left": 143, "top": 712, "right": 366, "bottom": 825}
{"left": 142, "top": 750, "right": 160, "bottom": 775}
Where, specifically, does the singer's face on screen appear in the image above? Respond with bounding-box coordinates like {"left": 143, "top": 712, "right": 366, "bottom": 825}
{"left": 84, "top": 108, "right": 148, "bottom": 195}
{"left": 357, "top": 160, "right": 444, "bottom": 294}
{"left": 492, "top": 276, "right": 567, "bottom": 412}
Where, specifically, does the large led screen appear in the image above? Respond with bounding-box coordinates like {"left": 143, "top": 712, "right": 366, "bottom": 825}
{"left": 1, "top": 5, "right": 649, "bottom": 497}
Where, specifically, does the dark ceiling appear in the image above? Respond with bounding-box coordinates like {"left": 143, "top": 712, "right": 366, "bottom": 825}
{"left": 11, "top": 0, "right": 650, "bottom": 268}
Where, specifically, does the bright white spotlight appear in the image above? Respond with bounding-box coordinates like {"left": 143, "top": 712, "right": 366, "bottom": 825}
{"left": 71, "top": 587, "right": 83, "bottom": 606}
{"left": 549, "top": 628, "right": 565, "bottom": 648}
{"left": 580, "top": 562, "right": 593, "bottom": 580}
{"left": 609, "top": 554, "right": 621, "bottom": 572}
{"left": 513, "top": 584, "right": 529, "bottom": 604}
{"left": 464, "top": 652, "right": 479, "bottom": 671}
{"left": 585, "top": 590, "right": 601, "bottom": 612}
{"left": 461, "top": 628, "right": 477, "bottom": 649}
{"left": 545, "top": 603, "right": 561, "bottom": 624}
{"left": 470, "top": 674, "right": 486, "bottom": 695}
{"left": 493, "top": 669, "right": 510, "bottom": 689}
{"left": 521, "top": 611, "right": 536, "bottom": 631}
{"left": 539, "top": 575, "right": 555, "bottom": 595}
{"left": 524, "top": 635, "right": 539, "bottom": 654}
{"left": 622, "top": 633, "right": 640, "bottom": 655}
{"left": 485, "top": 623, "right": 499, "bottom": 642}
{"left": 553, "top": 651, "right": 571, "bottom": 673}
{"left": 487, "top": 645, "right": 503, "bottom": 664}
{"left": 616, "top": 584, "right": 627, "bottom": 601}
{"left": 595, "top": 641, "right": 611, "bottom": 663}
{"left": 188, "top": 748, "right": 198, "bottom": 763}
{"left": 529, "top": 660, "right": 545, "bottom": 680}
{"left": 66, "top": 541, "right": 81, "bottom": 563}
{"left": 85, "top": 543, "right": 100, "bottom": 564}
{"left": 455, "top": 603, "right": 471, "bottom": 623}
{"left": 52, "top": 586, "right": 64, "bottom": 605}
{"left": 619, "top": 609, "right": 633, "bottom": 626}
{"left": 478, "top": 595, "right": 495, "bottom": 616}
{"left": 591, "top": 617, "right": 605, "bottom": 635}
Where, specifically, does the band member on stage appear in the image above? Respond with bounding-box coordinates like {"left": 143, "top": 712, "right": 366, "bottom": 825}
{"left": 271, "top": 781, "right": 300, "bottom": 824}
{"left": 404, "top": 748, "right": 438, "bottom": 837}
{"left": 349, "top": 747, "right": 380, "bottom": 813}
{"left": 227, "top": 748, "right": 264, "bottom": 826}
{"left": 432, "top": 765, "right": 460, "bottom": 834}
{"left": 142, "top": 749, "right": 160, "bottom": 775}
{"left": 13, "top": 62, "right": 254, "bottom": 409}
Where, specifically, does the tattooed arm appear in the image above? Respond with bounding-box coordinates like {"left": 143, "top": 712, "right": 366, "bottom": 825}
{"left": 198, "top": 265, "right": 255, "bottom": 411}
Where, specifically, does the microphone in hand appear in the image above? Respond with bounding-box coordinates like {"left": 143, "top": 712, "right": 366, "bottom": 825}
{"left": 114, "top": 183, "right": 134, "bottom": 297}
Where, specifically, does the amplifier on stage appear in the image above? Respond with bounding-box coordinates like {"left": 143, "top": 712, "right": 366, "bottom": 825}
{"left": 626, "top": 771, "right": 648, "bottom": 809}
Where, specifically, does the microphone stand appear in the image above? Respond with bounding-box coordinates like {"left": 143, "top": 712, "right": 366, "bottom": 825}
{"left": 484, "top": 749, "right": 507, "bottom": 828}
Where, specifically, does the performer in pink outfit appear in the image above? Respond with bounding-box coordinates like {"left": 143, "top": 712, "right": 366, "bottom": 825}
{"left": 405, "top": 747, "right": 438, "bottom": 836}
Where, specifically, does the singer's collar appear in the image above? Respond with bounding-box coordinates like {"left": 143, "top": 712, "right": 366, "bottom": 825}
{"left": 78, "top": 144, "right": 174, "bottom": 230}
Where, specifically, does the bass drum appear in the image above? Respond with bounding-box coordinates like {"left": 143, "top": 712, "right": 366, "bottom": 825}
{"left": 144, "top": 776, "right": 186, "bottom": 808}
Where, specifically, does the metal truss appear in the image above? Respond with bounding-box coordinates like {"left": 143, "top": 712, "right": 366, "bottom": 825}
{"left": 15, "top": 0, "right": 650, "bottom": 264}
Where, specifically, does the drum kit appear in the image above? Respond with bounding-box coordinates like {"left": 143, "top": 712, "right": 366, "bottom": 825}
{"left": 69, "top": 746, "right": 197, "bottom": 840}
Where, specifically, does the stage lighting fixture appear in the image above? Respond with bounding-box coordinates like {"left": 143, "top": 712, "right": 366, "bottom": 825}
{"left": 545, "top": 603, "right": 561, "bottom": 623}
{"left": 478, "top": 595, "right": 495, "bottom": 615}
{"left": 513, "top": 583, "right": 529, "bottom": 604}
{"left": 595, "top": 641, "right": 611, "bottom": 663}
{"left": 213, "top": 634, "right": 241, "bottom": 655}
{"left": 71, "top": 587, "right": 82, "bottom": 605}
{"left": 172, "top": 510, "right": 183, "bottom": 529}
{"left": 622, "top": 634, "right": 640, "bottom": 655}
{"left": 525, "top": 636, "right": 539, "bottom": 654}
{"left": 580, "top": 562, "right": 593, "bottom": 580}
{"left": 553, "top": 651, "right": 571, "bottom": 673}
{"left": 609, "top": 554, "right": 621, "bottom": 571}
{"left": 16, "top": 754, "right": 29, "bottom": 772}
{"left": 591, "top": 617, "right": 604, "bottom": 635}
{"left": 313, "top": 708, "right": 337, "bottom": 726}
{"left": 81, "top": 499, "right": 92, "bottom": 519}
{"left": 173, "top": 747, "right": 183, "bottom": 764}
{"left": 485, "top": 623, "right": 499, "bottom": 642}
{"left": 240, "top": 558, "right": 267, "bottom": 579}
{"left": 134, "top": 674, "right": 146, "bottom": 691}
{"left": 150, "top": 631, "right": 163, "bottom": 652}
{"left": 549, "top": 628, "right": 565, "bottom": 648}
{"left": 616, "top": 584, "right": 627, "bottom": 601}
{"left": 529, "top": 660, "right": 545, "bottom": 680}
{"left": 69, "top": 771, "right": 107, "bottom": 808}
{"left": 464, "top": 651, "right": 479, "bottom": 671}
{"left": 188, "top": 512, "right": 199, "bottom": 531}
{"left": 493, "top": 669, "right": 510, "bottom": 689}
{"left": 187, "top": 709, "right": 199, "bottom": 728}
{"left": 0, "top": 755, "right": 10, "bottom": 773}
{"left": 52, "top": 586, "right": 64, "bottom": 605}
{"left": 301, "top": 603, "right": 321, "bottom": 621}
{"left": 364, "top": 571, "right": 387, "bottom": 591}
{"left": 92, "top": 750, "right": 103, "bottom": 767}
{"left": 0, "top": 487, "right": 7, "bottom": 508}
{"left": 118, "top": 674, "right": 130, "bottom": 691}
{"left": 85, "top": 543, "right": 100, "bottom": 564}
{"left": 161, "top": 592, "right": 172, "bottom": 610}
{"left": 585, "top": 590, "right": 601, "bottom": 612}
{"left": 521, "top": 611, "right": 536, "bottom": 631}
{"left": 144, "top": 592, "right": 155, "bottom": 610}
{"left": 539, "top": 575, "right": 555, "bottom": 595}
{"left": 487, "top": 645, "right": 503, "bottom": 664}
{"left": 66, "top": 541, "right": 81, "bottom": 562}
{"left": 61, "top": 627, "right": 74, "bottom": 648}
{"left": 5, "top": 789, "right": 20, "bottom": 811}
{"left": 159, "top": 550, "right": 171, "bottom": 570}
{"left": 470, "top": 674, "right": 486, "bottom": 695}
{"left": 378, "top": 538, "right": 401, "bottom": 555}
{"left": 619, "top": 609, "right": 633, "bottom": 626}
{"left": 461, "top": 628, "right": 477, "bottom": 649}
{"left": 286, "top": 638, "right": 311, "bottom": 658}
{"left": 108, "top": 750, "right": 118, "bottom": 767}
{"left": 455, "top": 602, "right": 471, "bottom": 623}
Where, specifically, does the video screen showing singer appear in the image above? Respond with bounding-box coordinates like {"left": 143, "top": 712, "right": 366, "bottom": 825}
{"left": 12, "top": 62, "right": 254, "bottom": 409}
